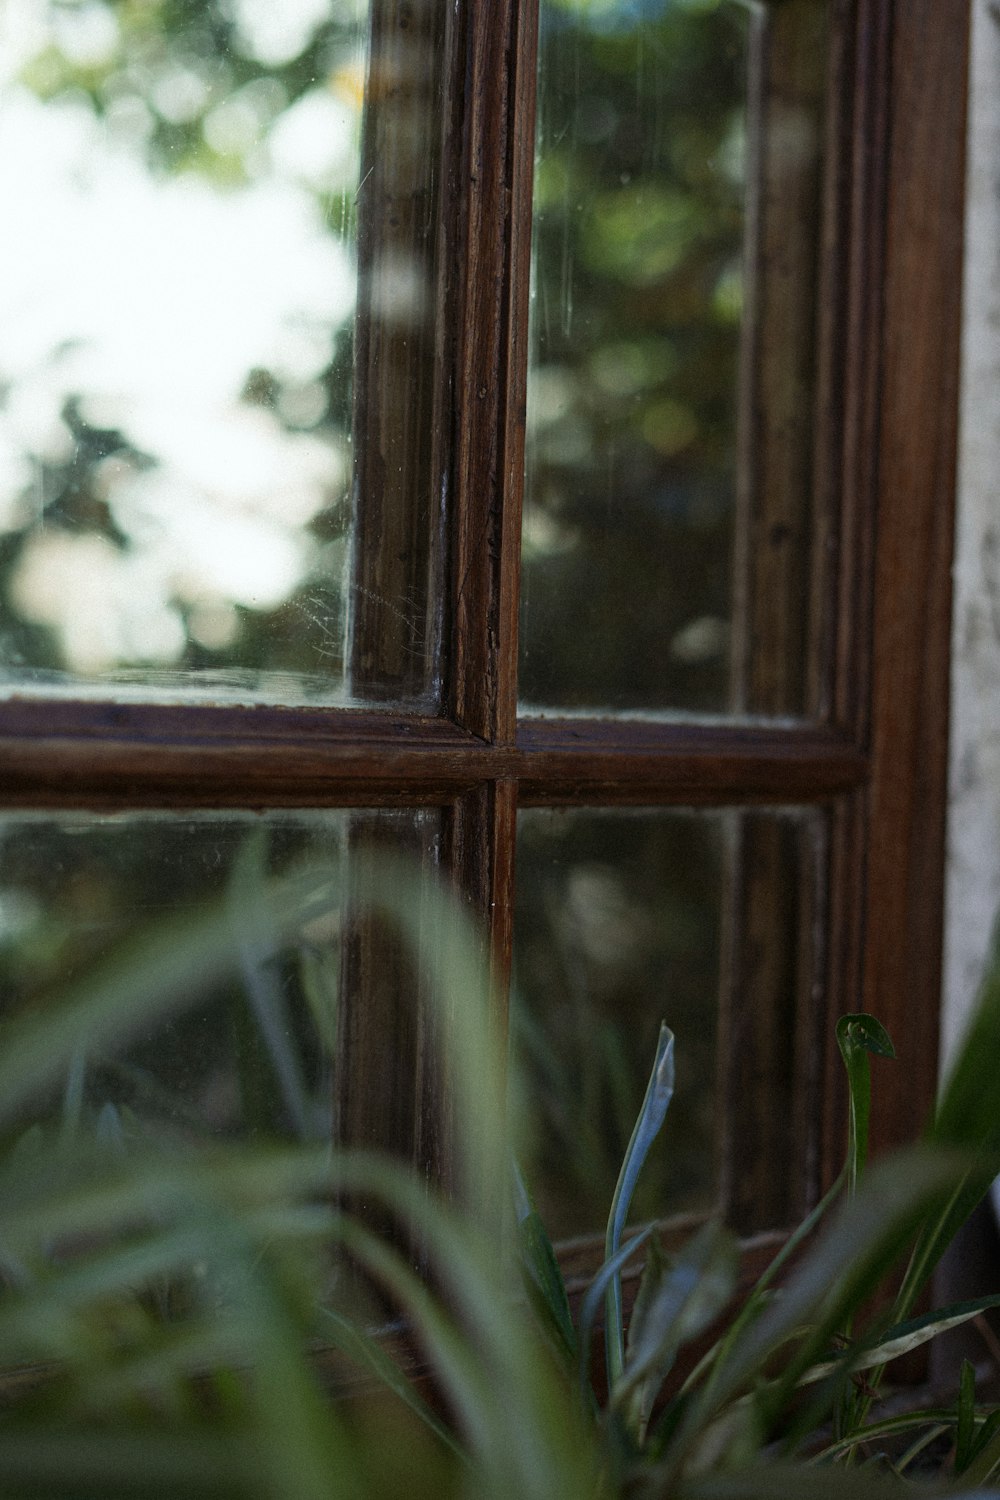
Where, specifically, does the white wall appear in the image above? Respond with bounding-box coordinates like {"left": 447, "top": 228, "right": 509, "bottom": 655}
{"left": 942, "top": 0, "right": 1000, "bottom": 1071}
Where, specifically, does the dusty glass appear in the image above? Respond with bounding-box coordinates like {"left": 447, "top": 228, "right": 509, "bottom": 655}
{"left": 519, "top": 0, "right": 828, "bottom": 717}
{"left": 513, "top": 804, "right": 823, "bottom": 1240}
{"left": 0, "top": 1, "right": 444, "bottom": 707}
{"left": 0, "top": 808, "right": 440, "bottom": 1144}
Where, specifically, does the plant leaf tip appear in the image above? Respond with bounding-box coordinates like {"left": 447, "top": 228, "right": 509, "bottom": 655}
{"left": 837, "top": 1013, "right": 896, "bottom": 1061}
{"left": 654, "top": 1023, "right": 675, "bottom": 1101}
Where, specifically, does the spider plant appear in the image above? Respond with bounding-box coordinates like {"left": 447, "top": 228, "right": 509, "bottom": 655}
{"left": 515, "top": 931, "right": 1000, "bottom": 1498}
{"left": 2, "top": 856, "right": 1000, "bottom": 1498}
{"left": 0, "top": 853, "right": 602, "bottom": 1499}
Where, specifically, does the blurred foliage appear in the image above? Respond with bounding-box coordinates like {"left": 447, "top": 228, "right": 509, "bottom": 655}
{"left": 0, "top": 0, "right": 368, "bottom": 694}
{"left": 21, "top": 0, "right": 365, "bottom": 181}
{"left": 0, "top": 810, "right": 436, "bottom": 1149}
{"left": 4, "top": 863, "right": 1000, "bottom": 1496}
{"left": 520, "top": 0, "right": 752, "bottom": 712}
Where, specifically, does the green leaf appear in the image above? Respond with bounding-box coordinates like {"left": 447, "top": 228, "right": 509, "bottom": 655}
{"left": 578, "top": 1227, "right": 655, "bottom": 1397}
{"left": 961, "top": 1412, "right": 1000, "bottom": 1488}
{"left": 836, "top": 1014, "right": 894, "bottom": 1198}
{"left": 666, "top": 1145, "right": 970, "bottom": 1480}
{"left": 66, "top": 1322, "right": 260, "bottom": 1418}
{"left": 679, "top": 1176, "right": 844, "bottom": 1407}
{"left": 800, "top": 1293, "right": 1000, "bottom": 1385}
{"left": 616, "top": 1221, "right": 737, "bottom": 1443}
{"left": 321, "top": 1153, "right": 604, "bottom": 1500}
{"left": 227, "top": 829, "right": 319, "bottom": 1141}
{"left": 970, "top": 1410, "right": 1000, "bottom": 1461}
{"left": 0, "top": 1139, "right": 337, "bottom": 1257}
{"left": 201, "top": 1222, "right": 367, "bottom": 1500}
{"left": 893, "top": 1167, "right": 1000, "bottom": 1324}
{"left": 316, "top": 1305, "right": 464, "bottom": 1460}
{"left": 0, "top": 860, "right": 340, "bottom": 1133}
{"left": 347, "top": 855, "right": 513, "bottom": 1220}
{"left": 895, "top": 921, "right": 1000, "bottom": 1318}
{"left": 836, "top": 1014, "right": 895, "bottom": 1061}
{"left": 605, "top": 1023, "right": 674, "bottom": 1388}
{"left": 956, "top": 1358, "right": 978, "bottom": 1475}
{"left": 297, "top": 942, "right": 340, "bottom": 1054}
{"left": 809, "top": 1407, "right": 958, "bottom": 1464}
{"left": 677, "top": 1399, "right": 762, "bottom": 1484}
{"left": 517, "top": 1208, "right": 578, "bottom": 1369}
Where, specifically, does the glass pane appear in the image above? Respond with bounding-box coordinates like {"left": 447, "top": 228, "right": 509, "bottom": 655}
{"left": 520, "top": 0, "right": 828, "bottom": 717}
{"left": 513, "top": 805, "right": 823, "bottom": 1240}
{"left": 0, "top": 808, "right": 439, "bottom": 1146}
{"left": 0, "top": 2, "right": 444, "bottom": 707}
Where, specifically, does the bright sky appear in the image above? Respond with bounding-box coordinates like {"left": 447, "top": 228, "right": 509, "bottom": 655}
{"left": 0, "top": 0, "right": 363, "bottom": 682}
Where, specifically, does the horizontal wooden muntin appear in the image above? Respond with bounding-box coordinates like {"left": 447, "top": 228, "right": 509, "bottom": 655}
{"left": 0, "top": 699, "right": 866, "bottom": 808}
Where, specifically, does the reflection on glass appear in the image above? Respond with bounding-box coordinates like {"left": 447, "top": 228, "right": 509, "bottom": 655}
{"left": 0, "top": 2, "right": 438, "bottom": 706}
{"left": 520, "top": 0, "right": 824, "bottom": 716}
{"left": 0, "top": 808, "right": 436, "bottom": 1145}
{"left": 513, "top": 806, "right": 820, "bottom": 1240}
{"left": 514, "top": 808, "right": 722, "bottom": 1239}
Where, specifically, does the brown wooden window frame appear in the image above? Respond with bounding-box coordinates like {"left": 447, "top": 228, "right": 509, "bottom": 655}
{"left": 0, "top": 0, "right": 970, "bottom": 1244}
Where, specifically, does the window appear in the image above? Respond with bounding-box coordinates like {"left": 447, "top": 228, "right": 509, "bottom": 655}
{"left": 0, "top": 0, "right": 969, "bottom": 1263}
